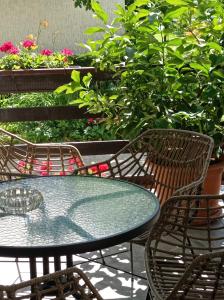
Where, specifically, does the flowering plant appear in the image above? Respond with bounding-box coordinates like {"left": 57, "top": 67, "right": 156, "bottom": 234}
{"left": 17, "top": 156, "right": 83, "bottom": 176}
{"left": 0, "top": 38, "right": 75, "bottom": 70}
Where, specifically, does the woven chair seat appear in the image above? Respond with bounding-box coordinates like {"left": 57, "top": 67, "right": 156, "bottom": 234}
{"left": 145, "top": 194, "right": 224, "bottom": 300}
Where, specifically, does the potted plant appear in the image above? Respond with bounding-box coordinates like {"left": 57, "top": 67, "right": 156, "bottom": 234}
{"left": 58, "top": 1, "right": 224, "bottom": 199}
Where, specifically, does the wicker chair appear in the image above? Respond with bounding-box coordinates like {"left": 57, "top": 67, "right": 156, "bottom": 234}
{"left": 75, "top": 129, "right": 213, "bottom": 205}
{"left": 0, "top": 128, "right": 84, "bottom": 181}
{"left": 75, "top": 129, "right": 214, "bottom": 275}
{"left": 145, "top": 194, "right": 224, "bottom": 300}
{"left": 0, "top": 266, "right": 103, "bottom": 299}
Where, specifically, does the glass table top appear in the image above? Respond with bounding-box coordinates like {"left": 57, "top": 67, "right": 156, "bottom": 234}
{"left": 0, "top": 176, "right": 159, "bottom": 256}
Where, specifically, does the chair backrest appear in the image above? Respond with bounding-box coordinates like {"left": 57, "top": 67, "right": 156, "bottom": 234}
{"left": 0, "top": 128, "right": 84, "bottom": 181}
{"left": 0, "top": 266, "right": 103, "bottom": 300}
{"left": 77, "top": 129, "right": 214, "bottom": 205}
{"left": 145, "top": 194, "right": 224, "bottom": 299}
{"left": 167, "top": 251, "right": 224, "bottom": 300}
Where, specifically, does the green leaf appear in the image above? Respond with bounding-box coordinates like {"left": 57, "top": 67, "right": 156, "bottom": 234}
{"left": 134, "top": 0, "right": 150, "bottom": 7}
{"left": 190, "top": 63, "right": 209, "bottom": 74}
{"left": 165, "top": 0, "right": 188, "bottom": 5}
{"left": 55, "top": 84, "right": 68, "bottom": 94}
{"left": 84, "top": 27, "right": 105, "bottom": 34}
{"left": 83, "top": 73, "right": 92, "bottom": 88}
{"left": 166, "top": 38, "right": 183, "bottom": 46}
{"left": 91, "top": 0, "right": 108, "bottom": 24}
{"left": 71, "top": 70, "right": 81, "bottom": 83}
{"left": 208, "top": 42, "right": 222, "bottom": 52}
{"left": 164, "top": 7, "right": 188, "bottom": 21}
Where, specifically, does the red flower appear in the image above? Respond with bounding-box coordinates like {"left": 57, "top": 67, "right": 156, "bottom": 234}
{"left": 22, "top": 39, "right": 36, "bottom": 49}
{"left": 61, "top": 48, "right": 74, "bottom": 56}
{"left": 89, "top": 163, "right": 109, "bottom": 174}
{"left": 67, "top": 165, "right": 74, "bottom": 173}
{"left": 69, "top": 157, "right": 82, "bottom": 166}
{"left": 99, "top": 163, "right": 109, "bottom": 172}
{"left": 0, "top": 41, "right": 15, "bottom": 53}
{"left": 18, "top": 160, "right": 26, "bottom": 168}
{"left": 39, "top": 161, "right": 53, "bottom": 171}
{"left": 87, "top": 118, "right": 94, "bottom": 124}
{"left": 59, "top": 171, "right": 67, "bottom": 176}
{"left": 69, "top": 158, "right": 76, "bottom": 165}
{"left": 41, "top": 49, "right": 53, "bottom": 56}
{"left": 40, "top": 171, "right": 49, "bottom": 176}
{"left": 8, "top": 46, "right": 20, "bottom": 54}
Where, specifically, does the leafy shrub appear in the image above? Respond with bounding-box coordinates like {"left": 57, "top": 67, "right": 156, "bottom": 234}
{"left": 59, "top": 0, "right": 224, "bottom": 157}
{"left": 0, "top": 93, "right": 117, "bottom": 142}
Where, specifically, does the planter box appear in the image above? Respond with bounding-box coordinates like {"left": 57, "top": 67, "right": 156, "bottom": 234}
{"left": 0, "top": 67, "right": 114, "bottom": 93}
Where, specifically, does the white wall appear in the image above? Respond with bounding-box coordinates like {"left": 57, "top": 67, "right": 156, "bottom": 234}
{"left": 0, "top": 0, "right": 124, "bottom": 53}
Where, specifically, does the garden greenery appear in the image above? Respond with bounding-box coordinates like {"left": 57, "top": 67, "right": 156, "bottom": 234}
{"left": 0, "top": 93, "right": 117, "bottom": 142}
{"left": 58, "top": 0, "right": 224, "bottom": 158}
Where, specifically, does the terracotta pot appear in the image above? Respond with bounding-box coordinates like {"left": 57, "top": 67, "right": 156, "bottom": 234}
{"left": 194, "top": 159, "right": 224, "bottom": 225}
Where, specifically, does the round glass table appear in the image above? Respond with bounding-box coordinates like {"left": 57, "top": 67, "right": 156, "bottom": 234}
{"left": 0, "top": 176, "right": 159, "bottom": 277}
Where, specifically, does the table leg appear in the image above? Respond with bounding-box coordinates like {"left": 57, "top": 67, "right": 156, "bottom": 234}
{"left": 54, "top": 256, "right": 61, "bottom": 271}
{"left": 29, "top": 257, "right": 37, "bottom": 278}
{"left": 66, "top": 254, "right": 73, "bottom": 268}
{"left": 43, "top": 257, "right": 49, "bottom": 275}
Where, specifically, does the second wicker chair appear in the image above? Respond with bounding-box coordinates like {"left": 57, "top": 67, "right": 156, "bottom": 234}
{"left": 145, "top": 194, "right": 224, "bottom": 300}
{"left": 0, "top": 128, "right": 84, "bottom": 181}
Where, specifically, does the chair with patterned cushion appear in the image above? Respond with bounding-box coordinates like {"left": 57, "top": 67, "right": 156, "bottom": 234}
{"left": 145, "top": 194, "right": 224, "bottom": 300}
{"left": 0, "top": 266, "right": 103, "bottom": 299}
{"left": 0, "top": 128, "right": 84, "bottom": 181}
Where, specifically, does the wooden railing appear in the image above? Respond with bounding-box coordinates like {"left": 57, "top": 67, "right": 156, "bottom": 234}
{"left": 0, "top": 67, "right": 128, "bottom": 155}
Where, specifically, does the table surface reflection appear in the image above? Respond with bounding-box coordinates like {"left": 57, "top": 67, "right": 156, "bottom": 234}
{"left": 0, "top": 176, "right": 159, "bottom": 257}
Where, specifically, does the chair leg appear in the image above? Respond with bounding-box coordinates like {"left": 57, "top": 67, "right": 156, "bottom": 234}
{"left": 130, "top": 241, "right": 134, "bottom": 278}
{"left": 15, "top": 257, "right": 22, "bottom": 282}
{"left": 146, "top": 287, "right": 153, "bottom": 300}
{"left": 99, "top": 250, "right": 106, "bottom": 265}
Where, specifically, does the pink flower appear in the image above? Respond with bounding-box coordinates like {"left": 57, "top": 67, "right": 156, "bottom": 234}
{"left": 61, "top": 48, "right": 74, "bottom": 56}
{"left": 0, "top": 41, "right": 15, "bottom": 52}
{"left": 99, "top": 163, "right": 109, "bottom": 172}
{"left": 59, "top": 171, "right": 67, "bottom": 176}
{"left": 8, "top": 46, "right": 20, "bottom": 54}
{"left": 39, "top": 161, "right": 52, "bottom": 171}
{"left": 22, "top": 39, "right": 36, "bottom": 49}
{"left": 89, "top": 163, "right": 109, "bottom": 174}
{"left": 87, "top": 118, "right": 95, "bottom": 125}
{"left": 69, "top": 157, "right": 82, "bottom": 166}
{"left": 40, "top": 171, "right": 49, "bottom": 176}
{"left": 41, "top": 49, "right": 53, "bottom": 56}
{"left": 67, "top": 166, "right": 74, "bottom": 173}
{"left": 18, "top": 160, "right": 26, "bottom": 168}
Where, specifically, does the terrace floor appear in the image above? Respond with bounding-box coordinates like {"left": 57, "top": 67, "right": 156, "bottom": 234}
{"left": 0, "top": 243, "right": 148, "bottom": 299}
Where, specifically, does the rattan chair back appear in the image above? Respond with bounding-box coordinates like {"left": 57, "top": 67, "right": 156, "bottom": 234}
{"left": 77, "top": 129, "right": 213, "bottom": 205}
{"left": 0, "top": 266, "right": 103, "bottom": 300}
{"left": 145, "top": 194, "right": 224, "bottom": 299}
{"left": 0, "top": 128, "right": 84, "bottom": 181}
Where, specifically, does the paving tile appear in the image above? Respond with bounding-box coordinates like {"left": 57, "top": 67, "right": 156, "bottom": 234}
{"left": 77, "top": 260, "right": 148, "bottom": 300}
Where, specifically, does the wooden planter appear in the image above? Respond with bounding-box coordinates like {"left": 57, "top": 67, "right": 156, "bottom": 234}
{"left": 0, "top": 67, "right": 114, "bottom": 93}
